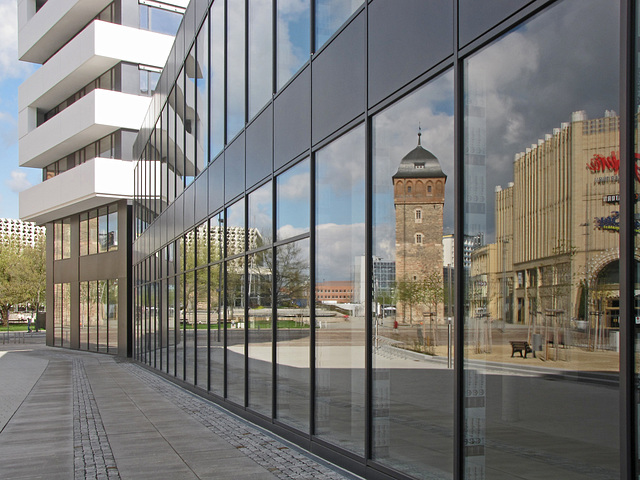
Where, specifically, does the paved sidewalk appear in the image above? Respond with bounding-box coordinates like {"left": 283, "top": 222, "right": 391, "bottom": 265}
{"left": 0, "top": 340, "right": 358, "bottom": 480}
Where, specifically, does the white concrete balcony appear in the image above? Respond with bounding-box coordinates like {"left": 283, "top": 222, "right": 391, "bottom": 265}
{"left": 19, "top": 89, "right": 151, "bottom": 169}
{"left": 19, "top": 157, "right": 134, "bottom": 224}
{"left": 19, "top": 21, "right": 174, "bottom": 114}
{"left": 18, "top": 0, "right": 112, "bottom": 64}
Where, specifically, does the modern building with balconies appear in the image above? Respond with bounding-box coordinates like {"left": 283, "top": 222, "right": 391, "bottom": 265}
{"left": 17, "top": 0, "right": 186, "bottom": 354}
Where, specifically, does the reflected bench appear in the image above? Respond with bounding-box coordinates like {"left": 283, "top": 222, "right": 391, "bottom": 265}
{"left": 510, "top": 340, "right": 534, "bottom": 358}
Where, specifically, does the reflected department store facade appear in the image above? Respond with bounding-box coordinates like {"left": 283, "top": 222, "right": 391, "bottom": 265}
{"left": 131, "top": 0, "right": 640, "bottom": 478}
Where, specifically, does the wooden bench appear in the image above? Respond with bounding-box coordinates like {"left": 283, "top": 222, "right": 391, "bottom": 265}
{"left": 510, "top": 340, "right": 534, "bottom": 358}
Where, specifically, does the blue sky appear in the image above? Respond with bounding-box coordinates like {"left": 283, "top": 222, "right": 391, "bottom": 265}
{"left": 0, "top": 0, "right": 40, "bottom": 220}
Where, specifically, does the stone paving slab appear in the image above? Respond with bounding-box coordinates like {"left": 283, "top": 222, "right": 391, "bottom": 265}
{"left": 0, "top": 343, "right": 359, "bottom": 480}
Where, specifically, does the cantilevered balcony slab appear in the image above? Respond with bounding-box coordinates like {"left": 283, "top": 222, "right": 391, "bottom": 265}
{"left": 19, "top": 89, "right": 150, "bottom": 169}
{"left": 18, "top": 0, "right": 112, "bottom": 64}
{"left": 19, "top": 21, "right": 174, "bottom": 113}
{"left": 19, "top": 157, "right": 134, "bottom": 224}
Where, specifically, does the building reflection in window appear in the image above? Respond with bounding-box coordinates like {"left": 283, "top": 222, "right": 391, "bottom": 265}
{"left": 371, "top": 70, "right": 454, "bottom": 479}
{"left": 463, "top": 0, "right": 620, "bottom": 477}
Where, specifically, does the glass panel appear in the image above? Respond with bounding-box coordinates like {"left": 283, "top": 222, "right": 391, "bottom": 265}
{"left": 227, "top": 200, "right": 246, "bottom": 256}
{"left": 142, "top": 5, "right": 182, "bottom": 36}
{"left": 89, "top": 210, "right": 98, "bottom": 255}
{"left": 98, "top": 207, "right": 108, "bottom": 253}
{"left": 185, "top": 45, "right": 197, "bottom": 185}
{"left": 98, "top": 135, "right": 112, "bottom": 158}
{"left": 108, "top": 279, "right": 118, "bottom": 353}
{"left": 176, "top": 273, "right": 185, "bottom": 379}
{"left": 249, "top": 0, "right": 273, "bottom": 119}
{"left": 248, "top": 249, "right": 272, "bottom": 416}
{"left": 249, "top": 181, "right": 273, "bottom": 247}
{"left": 185, "top": 271, "right": 195, "bottom": 384}
{"left": 196, "top": 19, "right": 209, "bottom": 166}
{"left": 226, "top": 256, "right": 246, "bottom": 404}
{"left": 210, "top": 259, "right": 224, "bottom": 396}
{"left": 315, "top": 0, "right": 363, "bottom": 50}
{"left": 168, "top": 274, "right": 176, "bottom": 376}
{"left": 80, "top": 282, "right": 89, "bottom": 350}
{"left": 54, "top": 221, "right": 62, "bottom": 260}
{"left": 276, "top": 238, "right": 310, "bottom": 431}
{"left": 277, "top": 158, "right": 309, "bottom": 241}
{"left": 98, "top": 280, "right": 108, "bottom": 352}
{"left": 277, "top": 0, "right": 309, "bottom": 89}
{"left": 463, "top": 1, "right": 620, "bottom": 478}
{"left": 62, "top": 218, "right": 71, "bottom": 259}
{"left": 89, "top": 280, "right": 99, "bottom": 352}
{"left": 63, "top": 283, "right": 70, "bottom": 348}
{"left": 108, "top": 204, "right": 118, "bottom": 251}
{"left": 176, "top": 69, "right": 187, "bottom": 192}
{"left": 315, "top": 125, "right": 365, "bottom": 453}
{"left": 227, "top": 0, "right": 246, "bottom": 140}
{"left": 196, "top": 267, "right": 208, "bottom": 389}
{"left": 372, "top": 72, "right": 454, "bottom": 478}
{"left": 210, "top": 0, "right": 225, "bottom": 157}
{"left": 80, "top": 213, "right": 88, "bottom": 256}
{"left": 196, "top": 222, "right": 208, "bottom": 267}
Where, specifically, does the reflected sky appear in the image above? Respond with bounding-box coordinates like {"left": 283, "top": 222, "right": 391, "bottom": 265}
{"left": 315, "top": 0, "right": 363, "bottom": 49}
{"left": 277, "top": 158, "right": 310, "bottom": 239}
{"left": 465, "top": 0, "right": 618, "bottom": 241}
{"left": 277, "top": 0, "right": 310, "bottom": 88}
{"left": 316, "top": 125, "right": 365, "bottom": 281}
{"left": 249, "top": 181, "right": 272, "bottom": 243}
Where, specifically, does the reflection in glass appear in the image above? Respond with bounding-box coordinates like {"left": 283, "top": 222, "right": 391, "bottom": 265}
{"left": 196, "top": 267, "right": 208, "bottom": 389}
{"left": 210, "top": 0, "right": 225, "bottom": 157}
{"left": 248, "top": 249, "right": 273, "bottom": 416}
{"left": 315, "top": 0, "right": 362, "bottom": 50}
{"left": 226, "top": 256, "right": 246, "bottom": 405}
{"left": 277, "top": 0, "right": 309, "bottom": 89}
{"left": 463, "top": 1, "right": 619, "bottom": 477}
{"left": 372, "top": 72, "right": 454, "bottom": 478}
{"left": 227, "top": 200, "right": 246, "bottom": 256}
{"left": 277, "top": 158, "right": 309, "bottom": 241}
{"left": 276, "top": 238, "right": 310, "bottom": 431}
{"left": 176, "top": 273, "right": 184, "bottom": 379}
{"left": 168, "top": 275, "right": 176, "bottom": 376}
{"left": 227, "top": 0, "right": 246, "bottom": 140}
{"left": 108, "top": 280, "right": 118, "bottom": 353}
{"left": 80, "top": 282, "right": 89, "bottom": 350}
{"left": 209, "top": 259, "right": 224, "bottom": 395}
{"left": 108, "top": 204, "right": 118, "bottom": 251}
{"left": 249, "top": 0, "right": 273, "bottom": 119}
{"left": 185, "top": 45, "right": 198, "bottom": 185}
{"left": 98, "top": 280, "right": 108, "bottom": 352}
{"left": 185, "top": 270, "right": 195, "bottom": 384}
{"left": 89, "top": 280, "right": 98, "bottom": 352}
{"left": 196, "top": 20, "right": 209, "bottom": 167}
{"left": 249, "top": 181, "right": 273, "bottom": 246}
{"left": 315, "top": 125, "right": 365, "bottom": 454}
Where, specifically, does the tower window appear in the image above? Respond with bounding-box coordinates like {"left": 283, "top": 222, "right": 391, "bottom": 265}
{"left": 415, "top": 209, "right": 422, "bottom": 223}
{"left": 415, "top": 233, "right": 423, "bottom": 244}
{"left": 407, "top": 185, "right": 412, "bottom": 193}
{"left": 427, "top": 185, "right": 432, "bottom": 193}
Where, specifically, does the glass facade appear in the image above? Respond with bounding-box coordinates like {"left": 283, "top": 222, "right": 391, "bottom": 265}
{"left": 132, "top": 1, "right": 639, "bottom": 479}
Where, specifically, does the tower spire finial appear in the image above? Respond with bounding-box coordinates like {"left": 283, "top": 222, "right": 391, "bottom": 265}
{"left": 418, "top": 123, "right": 422, "bottom": 146}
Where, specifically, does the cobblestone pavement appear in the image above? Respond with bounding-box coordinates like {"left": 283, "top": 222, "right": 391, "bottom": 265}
{"left": 73, "top": 359, "right": 121, "bottom": 480}
{"left": 121, "top": 363, "right": 354, "bottom": 480}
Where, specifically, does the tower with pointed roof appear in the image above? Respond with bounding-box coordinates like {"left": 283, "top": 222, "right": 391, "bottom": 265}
{"left": 393, "top": 131, "right": 446, "bottom": 323}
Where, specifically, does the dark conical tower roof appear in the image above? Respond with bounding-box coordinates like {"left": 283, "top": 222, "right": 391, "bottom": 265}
{"left": 392, "top": 130, "right": 446, "bottom": 180}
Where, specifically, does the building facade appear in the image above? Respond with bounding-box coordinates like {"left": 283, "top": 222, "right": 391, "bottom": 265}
{"left": 21, "top": 0, "right": 635, "bottom": 478}
{"left": 17, "top": 0, "right": 186, "bottom": 354}
{"left": 0, "top": 218, "right": 45, "bottom": 247}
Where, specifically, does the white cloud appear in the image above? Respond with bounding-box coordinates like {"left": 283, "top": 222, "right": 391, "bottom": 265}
{"left": 0, "top": 0, "right": 34, "bottom": 81}
{"left": 6, "top": 170, "right": 32, "bottom": 193}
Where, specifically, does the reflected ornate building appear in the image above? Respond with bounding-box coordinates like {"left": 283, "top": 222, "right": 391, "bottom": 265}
{"left": 470, "top": 111, "right": 634, "bottom": 345}
{"left": 394, "top": 133, "right": 446, "bottom": 322}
